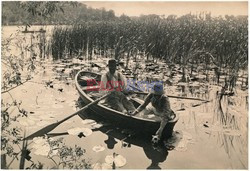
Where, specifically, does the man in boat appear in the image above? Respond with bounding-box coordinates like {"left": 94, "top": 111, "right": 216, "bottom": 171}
{"left": 100, "top": 59, "right": 136, "bottom": 114}
{"left": 131, "top": 83, "right": 176, "bottom": 143}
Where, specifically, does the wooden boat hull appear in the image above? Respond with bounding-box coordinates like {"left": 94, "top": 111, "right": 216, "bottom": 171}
{"left": 75, "top": 70, "right": 178, "bottom": 139}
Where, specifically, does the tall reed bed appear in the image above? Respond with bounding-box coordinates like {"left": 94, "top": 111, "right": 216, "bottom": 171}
{"left": 50, "top": 14, "right": 248, "bottom": 86}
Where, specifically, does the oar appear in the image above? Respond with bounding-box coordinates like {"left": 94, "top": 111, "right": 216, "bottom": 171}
{"left": 24, "top": 93, "right": 110, "bottom": 140}
{"left": 131, "top": 91, "right": 210, "bottom": 102}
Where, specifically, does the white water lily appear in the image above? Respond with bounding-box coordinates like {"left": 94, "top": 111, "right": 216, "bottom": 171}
{"left": 67, "top": 127, "right": 93, "bottom": 136}
{"left": 105, "top": 153, "right": 127, "bottom": 168}
{"left": 92, "top": 145, "right": 105, "bottom": 152}
{"left": 92, "top": 163, "right": 112, "bottom": 170}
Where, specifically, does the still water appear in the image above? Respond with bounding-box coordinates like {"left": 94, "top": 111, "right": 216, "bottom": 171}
{"left": 1, "top": 26, "right": 248, "bottom": 169}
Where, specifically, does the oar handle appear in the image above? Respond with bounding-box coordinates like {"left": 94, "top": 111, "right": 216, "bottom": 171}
{"left": 56, "top": 93, "right": 110, "bottom": 125}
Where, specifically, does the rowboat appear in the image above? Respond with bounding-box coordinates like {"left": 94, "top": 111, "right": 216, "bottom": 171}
{"left": 75, "top": 70, "right": 178, "bottom": 139}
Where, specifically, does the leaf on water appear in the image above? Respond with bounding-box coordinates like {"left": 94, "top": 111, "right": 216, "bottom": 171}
{"left": 67, "top": 127, "right": 93, "bottom": 137}
{"left": 105, "top": 153, "right": 127, "bottom": 168}
{"left": 92, "top": 163, "right": 112, "bottom": 170}
{"left": 82, "top": 119, "right": 96, "bottom": 125}
{"left": 92, "top": 145, "right": 105, "bottom": 152}
{"left": 34, "top": 144, "right": 50, "bottom": 156}
{"left": 31, "top": 137, "right": 51, "bottom": 156}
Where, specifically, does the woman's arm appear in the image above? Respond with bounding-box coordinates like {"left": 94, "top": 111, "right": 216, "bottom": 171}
{"left": 132, "top": 93, "right": 152, "bottom": 115}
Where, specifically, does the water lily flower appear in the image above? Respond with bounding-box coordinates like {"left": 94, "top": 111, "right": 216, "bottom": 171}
{"left": 105, "top": 153, "right": 126, "bottom": 168}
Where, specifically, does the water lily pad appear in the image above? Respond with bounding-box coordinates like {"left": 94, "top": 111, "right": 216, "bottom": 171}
{"left": 92, "top": 145, "right": 105, "bottom": 152}
{"left": 34, "top": 144, "right": 50, "bottom": 156}
{"left": 92, "top": 163, "right": 112, "bottom": 170}
{"left": 105, "top": 153, "right": 126, "bottom": 168}
{"left": 31, "top": 137, "right": 51, "bottom": 156}
{"left": 32, "top": 137, "right": 47, "bottom": 145}
{"left": 67, "top": 127, "right": 93, "bottom": 136}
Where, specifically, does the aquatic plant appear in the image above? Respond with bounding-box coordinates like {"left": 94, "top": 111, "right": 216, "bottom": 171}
{"left": 50, "top": 14, "right": 247, "bottom": 89}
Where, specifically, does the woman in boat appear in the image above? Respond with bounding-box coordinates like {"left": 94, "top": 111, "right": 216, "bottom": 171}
{"left": 100, "top": 59, "right": 135, "bottom": 114}
{"left": 131, "top": 84, "right": 176, "bottom": 143}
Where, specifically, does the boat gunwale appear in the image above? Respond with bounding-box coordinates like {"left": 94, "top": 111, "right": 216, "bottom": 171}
{"left": 75, "top": 70, "right": 178, "bottom": 123}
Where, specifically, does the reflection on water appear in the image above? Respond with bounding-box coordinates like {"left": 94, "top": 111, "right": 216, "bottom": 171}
{"left": 76, "top": 98, "right": 171, "bottom": 169}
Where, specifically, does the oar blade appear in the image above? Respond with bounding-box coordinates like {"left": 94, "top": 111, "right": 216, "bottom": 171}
{"left": 24, "top": 123, "right": 59, "bottom": 140}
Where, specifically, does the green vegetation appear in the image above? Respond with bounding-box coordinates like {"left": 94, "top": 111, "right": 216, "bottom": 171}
{"left": 2, "top": 1, "right": 116, "bottom": 25}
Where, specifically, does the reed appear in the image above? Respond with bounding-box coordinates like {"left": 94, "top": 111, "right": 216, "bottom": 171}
{"left": 50, "top": 14, "right": 247, "bottom": 88}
